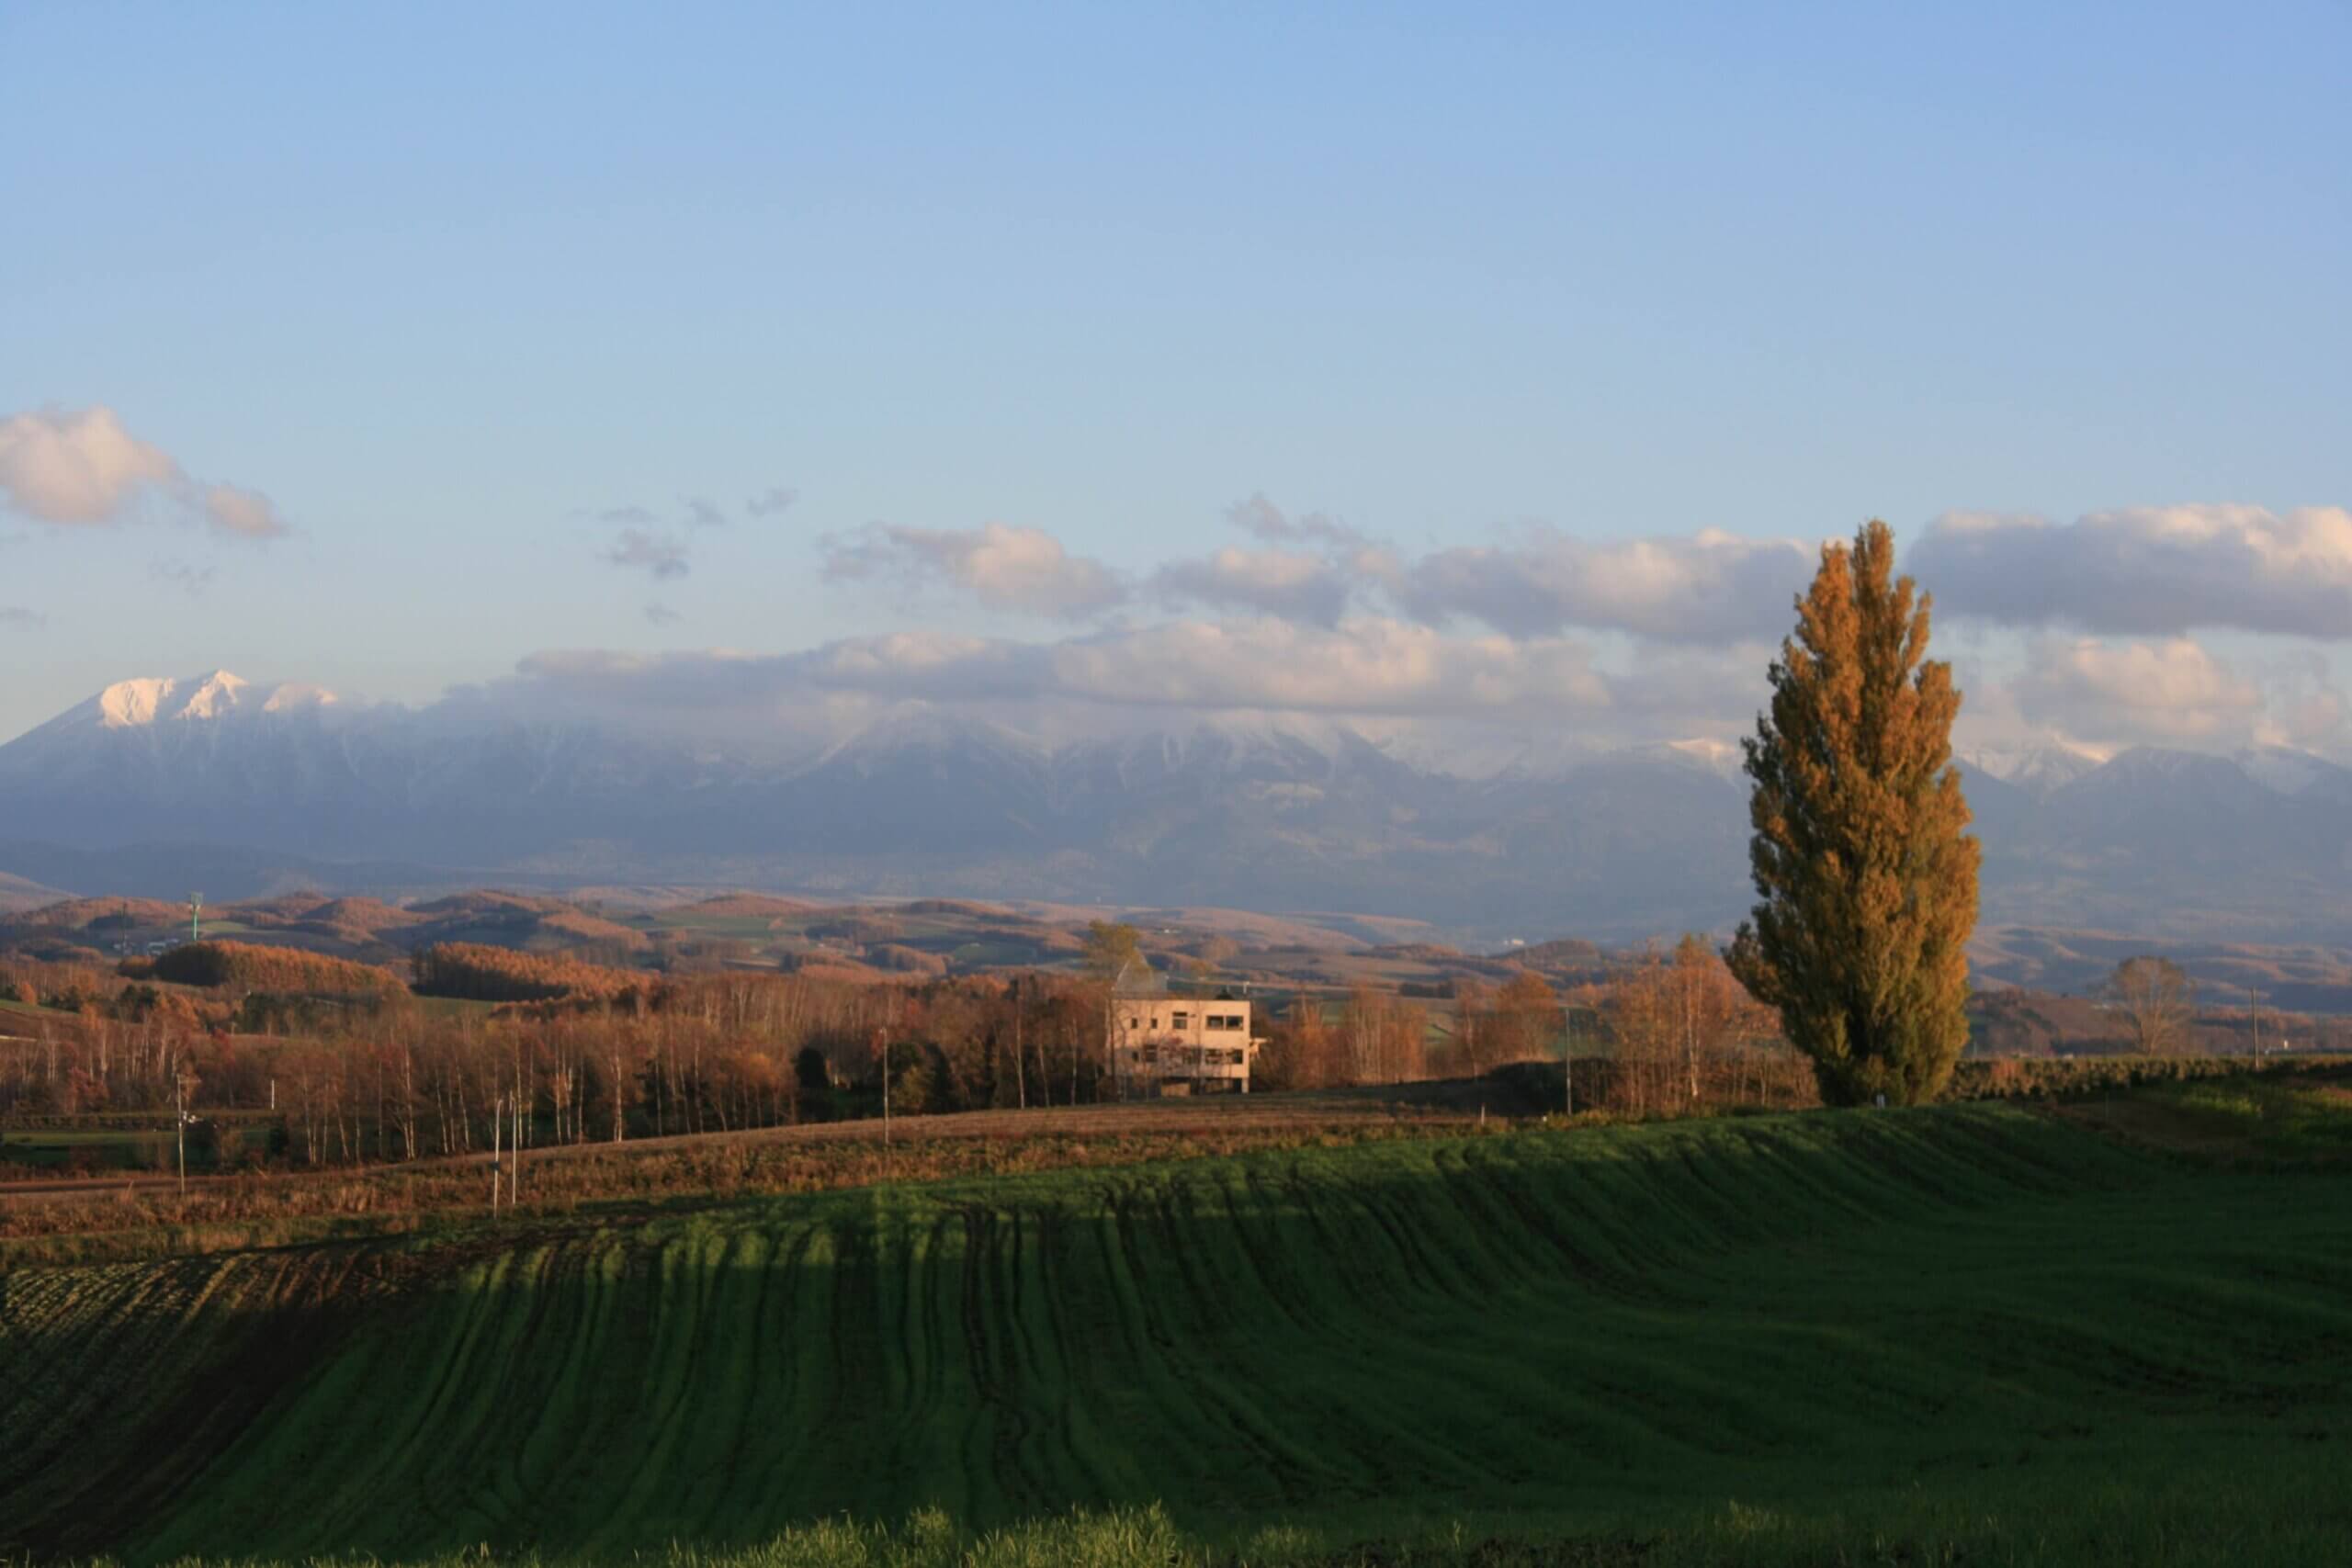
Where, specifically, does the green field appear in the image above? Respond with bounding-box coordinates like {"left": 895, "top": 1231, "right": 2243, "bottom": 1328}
{"left": 5, "top": 1097, "right": 2350, "bottom": 1564}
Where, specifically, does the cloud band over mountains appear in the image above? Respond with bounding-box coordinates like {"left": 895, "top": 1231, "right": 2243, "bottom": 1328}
{"left": 496, "top": 499, "right": 2352, "bottom": 760}
{"left": 1913, "top": 505, "right": 2352, "bottom": 637}
{"left": 808, "top": 502, "right": 2352, "bottom": 643}
{"left": 9, "top": 409, "right": 2344, "bottom": 763}
{"left": 514, "top": 620, "right": 1626, "bottom": 723}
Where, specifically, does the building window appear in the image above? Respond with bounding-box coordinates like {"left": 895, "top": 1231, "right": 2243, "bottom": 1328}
{"left": 1170, "top": 1011, "right": 1190, "bottom": 1029}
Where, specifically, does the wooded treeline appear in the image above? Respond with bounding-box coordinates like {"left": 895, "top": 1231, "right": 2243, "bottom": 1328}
{"left": 408, "top": 942, "right": 650, "bottom": 1003}
{"left": 1, "top": 965, "right": 1118, "bottom": 1167}
{"left": 0, "top": 937, "right": 1804, "bottom": 1170}
{"left": 1258, "top": 936, "right": 1804, "bottom": 1111}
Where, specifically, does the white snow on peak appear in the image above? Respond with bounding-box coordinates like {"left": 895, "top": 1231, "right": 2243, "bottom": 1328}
{"left": 176, "top": 670, "right": 249, "bottom": 719}
{"left": 1571, "top": 738, "right": 1741, "bottom": 779}
{"left": 1661, "top": 737, "right": 1742, "bottom": 778}
{"left": 1958, "top": 742, "right": 2107, "bottom": 796}
{"left": 262, "top": 682, "right": 339, "bottom": 715}
{"left": 96, "top": 677, "right": 178, "bottom": 728}
{"left": 819, "top": 705, "right": 1046, "bottom": 767}
{"left": 1376, "top": 730, "right": 1607, "bottom": 781}
{"left": 87, "top": 671, "right": 335, "bottom": 729}
{"left": 1374, "top": 731, "right": 1524, "bottom": 779}
{"left": 2233, "top": 744, "right": 2347, "bottom": 796}
{"left": 1174, "top": 714, "right": 1344, "bottom": 765}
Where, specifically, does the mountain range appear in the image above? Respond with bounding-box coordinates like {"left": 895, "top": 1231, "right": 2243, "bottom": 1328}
{"left": 4, "top": 671, "right": 2351, "bottom": 944}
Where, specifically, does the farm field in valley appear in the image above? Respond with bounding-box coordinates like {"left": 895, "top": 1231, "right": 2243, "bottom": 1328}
{"left": 5, "top": 1089, "right": 2351, "bottom": 1565}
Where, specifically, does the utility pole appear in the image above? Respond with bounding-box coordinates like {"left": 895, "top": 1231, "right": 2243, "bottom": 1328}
{"left": 2248, "top": 985, "right": 2263, "bottom": 1061}
{"left": 175, "top": 1067, "right": 187, "bottom": 1200}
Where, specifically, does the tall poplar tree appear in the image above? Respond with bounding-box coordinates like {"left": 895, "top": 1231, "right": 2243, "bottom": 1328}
{"left": 1727, "top": 520, "right": 1979, "bottom": 1105}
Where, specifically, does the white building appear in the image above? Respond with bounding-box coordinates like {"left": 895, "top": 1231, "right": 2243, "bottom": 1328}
{"left": 1107, "top": 958, "right": 1261, "bottom": 1097}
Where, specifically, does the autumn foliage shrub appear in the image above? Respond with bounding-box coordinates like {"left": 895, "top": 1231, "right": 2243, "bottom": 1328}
{"left": 410, "top": 942, "right": 642, "bottom": 1002}
{"left": 1942, "top": 1053, "right": 2347, "bottom": 1101}
{"left": 151, "top": 941, "right": 405, "bottom": 998}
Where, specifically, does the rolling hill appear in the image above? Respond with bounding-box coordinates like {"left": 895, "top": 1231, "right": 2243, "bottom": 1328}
{"left": 4, "top": 1101, "right": 2348, "bottom": 1562}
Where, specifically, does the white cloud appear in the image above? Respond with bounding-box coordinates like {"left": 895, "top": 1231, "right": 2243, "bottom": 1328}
{"left": 1043, "top": 618, "right": 1613, "bottom": 716}
{"left": 1151, "top": 547, "right": 1354, "bottom": 626}
{"left": 0, "top": 405, "right": 288, "bottom": 538}
{"left": 605, "top": 528, "right": 691, "bottom": 579}
{"left": 501, "top": 617, "right": 1640, "bottom": 731}
{"left": 0, "top": 606, "right": 42, "bottom": 628}
{"left": 199, "top": 481, "right": 290, "bottom": 540}
{"left": 1912, "top": 505, "right": 2352, "bottom": 637}
{"left": 1603, "top": 642, "right": 1776, "bottom": 730}
{"left": 2249, "top": 649, "right": 2352, "bottom": 751}
{"left": 746, "top": 486, "right": 799, "bottom": 518}
{"left": 584, "top": 499, "right": 726, "bottom": 575}
{"left": 822, "top": 522, "right": 1125, "bottom": 618}
{"left": 2010, "top": 637, "right": 2265, "bottom": 745}
{"left": 1400, "top": 527, "right": 1816, "bottom": 643}
{"left": 800, "top": 632, "right": 1050, "bottom": 702}
{"left": 0, "top": 406, "right": 178, "bottom": 524}
{"left": 152, "top": 559, "right": 216, "bottom": 595}
{"left": 808, "top": 502, "right": 1818, "bottom": 646}
{"left": 1224, "top": 491, "right": 1365, "bottom": 547}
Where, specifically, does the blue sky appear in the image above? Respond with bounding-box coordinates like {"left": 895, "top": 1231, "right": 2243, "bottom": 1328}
{"left": 3, "top": 2, "right": 2346, "bottom": 754}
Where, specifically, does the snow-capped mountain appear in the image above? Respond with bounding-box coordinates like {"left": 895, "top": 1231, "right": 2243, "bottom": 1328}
{"left": 12, "top": 671, "right": 336, "bottom": 747}
{"left": 0, "top": 672, "right": 369, "bottom": 815}
{"left": 2233, "top": 744, "right": 2352, "bottom": 799}
{"left": 1957, "top": 742, "right": 2106, "bottom": 799}
{"left": 7, "top": 672, "right": 2352, "bottom": 941}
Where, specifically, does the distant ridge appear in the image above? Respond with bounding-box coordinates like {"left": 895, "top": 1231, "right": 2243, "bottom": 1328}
{"left": 6, "top": 673, "right": 2352, "bottom": 942}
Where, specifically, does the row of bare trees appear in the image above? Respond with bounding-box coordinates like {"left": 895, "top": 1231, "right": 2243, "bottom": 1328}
{"left": 1259, "top": 939, "right": 1802, "bottom": 1112}
{"left": 0, "top": 936, "right": 1813, "bottom": 1168}
{"left": 1601, "top": 935, "right": 1792, "bottom": 1113}
{"left": 0, "top": 968, "right": 1126, "bottom": 1167}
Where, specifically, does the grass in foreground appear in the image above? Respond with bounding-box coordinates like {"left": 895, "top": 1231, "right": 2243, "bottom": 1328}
{"left": 83, "top": 1479, "right": 2352, "bottom": 1568}
{"left": 2060, "top": 1065, "right": 2352, "bottom": 1163}
{"left": 6, "top": 1091, "right": 2349, "bottom": 1565}
{"left": 0, "top": 1117, "right": 1470, "bottom": 1262}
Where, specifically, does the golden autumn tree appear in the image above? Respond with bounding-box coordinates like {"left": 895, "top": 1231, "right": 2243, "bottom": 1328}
{"left": 1726, "top": 520, "right": 1978, "bottom": 1105}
